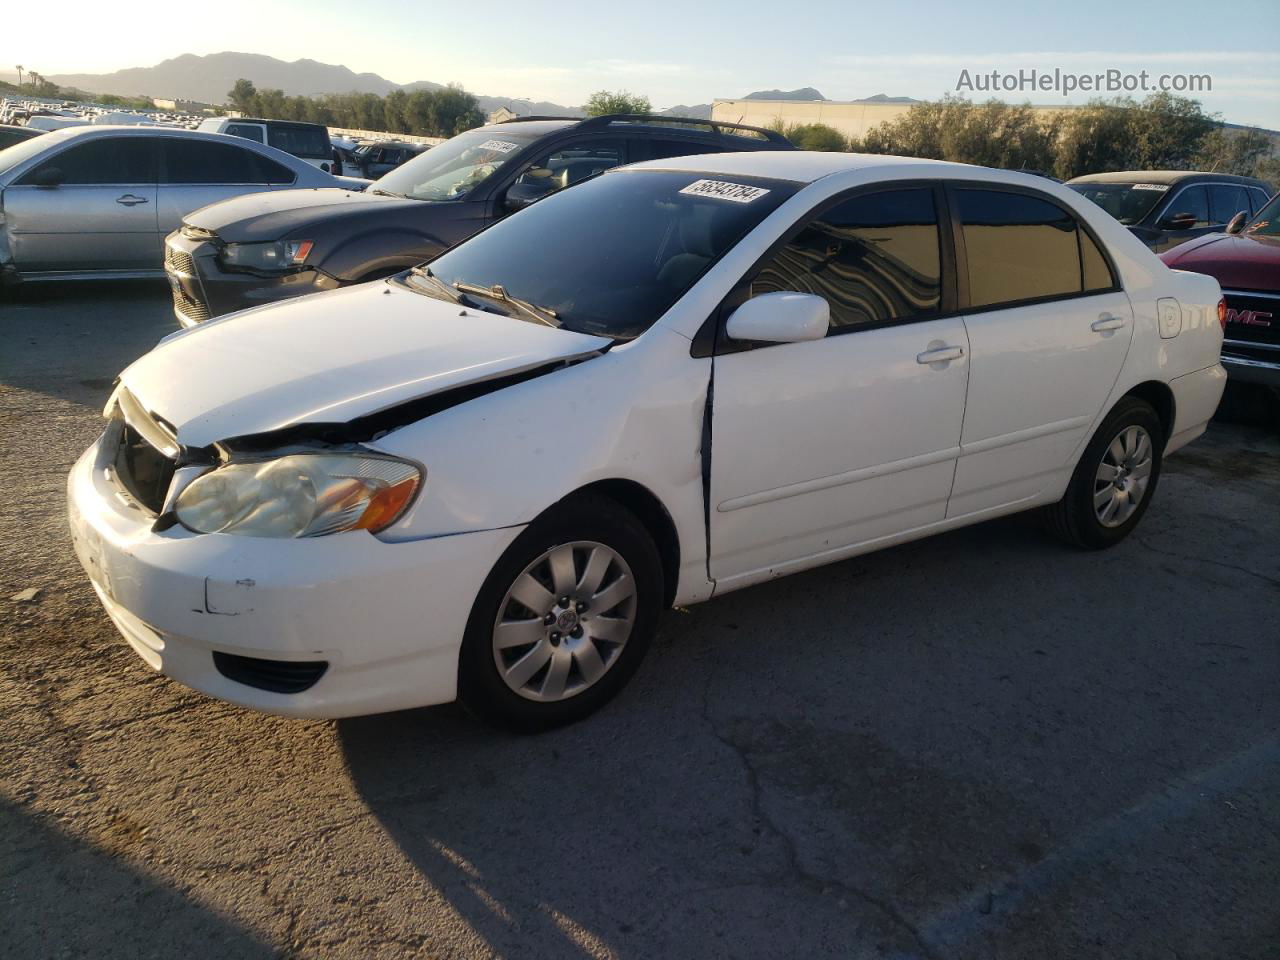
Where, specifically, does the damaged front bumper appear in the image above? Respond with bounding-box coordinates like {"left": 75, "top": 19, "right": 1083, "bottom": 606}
{"left": 66, "top": 430, "right": 523, "bottom": 718}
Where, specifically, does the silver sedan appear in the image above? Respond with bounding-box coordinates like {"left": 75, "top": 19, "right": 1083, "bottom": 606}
{"left": 0, "top": 125, "right": 366, "bottom": 286}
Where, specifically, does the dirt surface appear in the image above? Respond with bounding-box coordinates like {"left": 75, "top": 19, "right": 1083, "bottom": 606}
{"left": 2, "top": 281, "right": 1278, "bottom": 959}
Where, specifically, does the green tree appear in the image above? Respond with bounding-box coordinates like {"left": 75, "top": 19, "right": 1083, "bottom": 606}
{"left": 584, "top": 90, "right": 651, "bottom": 117}
{"left": 776, "top": 122, "right": 849, "bottom": 151}
{"left": 228, "top": 78, "right": 257, "bottom": 112}
{"left": 1194, "top": 126, "right": 1276, "bottom": 178}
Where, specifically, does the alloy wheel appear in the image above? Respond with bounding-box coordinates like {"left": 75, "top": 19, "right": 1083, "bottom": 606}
{"left": 492, "top": 541, "right": 637, "bottom": 702}
{"left": 1093, "top": 424, "right": 1154, "bottom": 528}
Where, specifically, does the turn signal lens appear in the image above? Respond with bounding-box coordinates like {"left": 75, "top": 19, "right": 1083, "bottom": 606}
{"left": 175, "top": 452, "right": 421, "bottom": 538}
{"left": 1218, "top": 297, "right": 1227, "bottom": 332}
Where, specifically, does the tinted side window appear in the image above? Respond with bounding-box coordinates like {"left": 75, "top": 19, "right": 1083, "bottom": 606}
{"left": 645, "top": 139, "right": 723, "bottom": 161}
{"left": 513, "top": 140, "right": 626, "bottom": 200}
{"left": 225, "top": 123, "right": 265, "bottom": 143}
{"left": 1079, "top": 228, "right": 1116, "bottom": 292}
{"left": 1249, "top": 188, "right": 1271, "bottom": 215}
{"left": 752, "top": 187, "right": 942, "bottom": 330}
{"left": 1167, "top": 185, "right": 1209, "bottom": 227}
{"left": 255, "top": 154, "right": 296, "bottom": 185}
{"left": 1209, "top": 184, "right": 1250, "bottom": 224}
{"left": 19, "top": 137, "right": 155, "bottom": 185}
{"left": 163, "top": 140, "right": 262, "bottom": 184}
{"left": 956, "top": 189, "right": 1080, "bottom": 308}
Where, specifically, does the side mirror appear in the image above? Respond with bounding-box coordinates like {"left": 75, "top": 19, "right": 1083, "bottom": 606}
{"left": 726, "top": 292, "right": 829, "bottom": 344}
{"left": 504, "top": 180, "right": 552, "bottom": 212}
{"left": 31, "top": 166, "right": 63, "bottom": 187}
{"left": 1225, "top": 211, "right": 1248, "bottom": 235}
{"left": 1160, "top": 212, "right": 1197, "bottom": 230}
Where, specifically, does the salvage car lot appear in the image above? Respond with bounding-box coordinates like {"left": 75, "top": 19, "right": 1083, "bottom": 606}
{"left": 2, "top": 282, "right": 1279, "bottom": 958}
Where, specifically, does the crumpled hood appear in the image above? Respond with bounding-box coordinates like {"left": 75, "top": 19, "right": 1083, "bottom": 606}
{"left": 118, "top": 281, "right": 610, "bottom": 448}
{"left": 184, "top": 188, "right": 428, "bottom": 243}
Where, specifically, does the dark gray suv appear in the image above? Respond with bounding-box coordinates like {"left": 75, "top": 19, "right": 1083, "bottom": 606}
{"left": 164, "top": 114, "right": 793, "bottom": 325}
{"left": 1067, "top": 170, "right": 1273, "bottom": 253}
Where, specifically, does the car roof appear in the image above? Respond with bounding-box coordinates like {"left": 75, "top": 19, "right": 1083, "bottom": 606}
{"left": 480, "top": 119, "right": 578, "bottom": 137}
{"left": 1067, "top": 170, "right": 1269, "bottom": 187}
{"left": 622, "top": 150, "right": 965, "bottom": 184}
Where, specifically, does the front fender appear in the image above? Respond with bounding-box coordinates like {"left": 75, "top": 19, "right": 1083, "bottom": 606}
{"left": 371, "top": 325, "right": 714, "bottom": 603}
{"left": 318, "top": 230, "right": 445, "bottom": 283}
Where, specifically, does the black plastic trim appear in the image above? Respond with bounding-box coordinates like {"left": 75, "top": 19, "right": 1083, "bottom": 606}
{"left": 213, "top": 652, "right": 328, "bottom": 694}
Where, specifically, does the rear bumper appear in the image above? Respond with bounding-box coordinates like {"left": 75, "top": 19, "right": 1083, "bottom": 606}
{"left": 1167, "top": 363, "right": 1228, "bottom": 455}
{"left": 164, "top": 231, "right": 339, "bottom": 327}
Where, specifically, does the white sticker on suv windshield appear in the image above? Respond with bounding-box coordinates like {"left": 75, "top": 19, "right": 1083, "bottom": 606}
{"left": 679, "top": 179, "right": 771, "bottom": 203}
{"left": 1131, "top": 183, "right": 1170, "bottom": 191}
{"left": 477, "top": 139, "right": 519, "bottom": 154}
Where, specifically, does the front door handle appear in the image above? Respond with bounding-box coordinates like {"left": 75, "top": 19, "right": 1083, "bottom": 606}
{"left": 916, "top": 345, "right": 964, "bottom": 365}
{"left": 1091, "top": 314, "right": 1126, "bottom": 332}
{"left": 116, "top": 194, "right": 149, "bottom": 206}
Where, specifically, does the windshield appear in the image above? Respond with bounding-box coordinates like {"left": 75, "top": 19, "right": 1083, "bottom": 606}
{"left": 1246, "top": 193, "right": 1280, "bottom": 237}
{"left": 1068, "top": 182, "right": 1169, "bottom": 225}
{"left": 410, "top": 169, "right": 799, "bottom": 339}
{"left": 372, "top": 128, "right": 540, "bottom": 201}
{"left": 0, "top": 132, "right": 54, "bottom": 178}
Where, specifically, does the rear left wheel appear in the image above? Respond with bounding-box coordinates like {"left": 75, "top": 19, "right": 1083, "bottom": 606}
{"left": 1043, "top": 396, "right": 1164, "bottom": 549}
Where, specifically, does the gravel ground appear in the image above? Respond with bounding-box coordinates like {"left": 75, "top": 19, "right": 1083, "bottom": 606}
{"left": 2, "top": 280, "right": 1278, "bottom": 959}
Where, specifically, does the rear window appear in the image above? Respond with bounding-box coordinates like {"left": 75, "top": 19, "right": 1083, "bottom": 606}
{"left": 266, "top": 125, "right": 330, "bottom": 159}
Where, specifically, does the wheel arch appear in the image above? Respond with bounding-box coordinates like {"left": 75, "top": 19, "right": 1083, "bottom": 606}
{"left": 563, "top": 478, "right": 681, "bottom": 608}
{"left": 1119, "top": 380, "right": 1176, "bottom": 443}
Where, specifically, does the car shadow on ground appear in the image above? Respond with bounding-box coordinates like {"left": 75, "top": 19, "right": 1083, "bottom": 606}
{"left": 336, "top": 492, "right": 1279, "bottom": 958}
{"left": 0, "top": 797, "right": 272, "bottom": 957}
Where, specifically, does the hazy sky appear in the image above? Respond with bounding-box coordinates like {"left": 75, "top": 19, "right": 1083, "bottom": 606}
{"left": 7, "top": 0, "right": 1279, "bottom": 126}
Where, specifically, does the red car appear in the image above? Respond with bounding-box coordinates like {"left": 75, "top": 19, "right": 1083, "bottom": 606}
{"left": 1161, "top": 193, "right": 1280, "bottom": 390}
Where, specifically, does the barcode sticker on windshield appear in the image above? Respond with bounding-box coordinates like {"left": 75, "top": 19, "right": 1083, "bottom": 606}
{"left": 477, "top": 139, "right": 519, "bottom": 153}
{"left": 679, "top": 179, "right": 771, "bottom": 203}
{"left": 1131, "top": 183, "right": 1170, "bottom": 191}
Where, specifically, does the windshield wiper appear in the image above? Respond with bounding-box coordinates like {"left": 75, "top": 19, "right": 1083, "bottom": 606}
{"left": 453, "top": 281, "right": 560, "bottom": 328}
{"left": 368, "top": 187, "right": 406, "bottom": 199}
{"left": 407, "top": 266, "right": 464, "bottom": 304}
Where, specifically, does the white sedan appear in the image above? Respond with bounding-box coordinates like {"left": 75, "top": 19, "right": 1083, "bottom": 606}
{"left": 67, "top": 152, "right": 1227, "bottom": 730}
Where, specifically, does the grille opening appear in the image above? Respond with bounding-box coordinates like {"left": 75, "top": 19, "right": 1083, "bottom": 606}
{"left": 212, "top": 652, "right": 329, "bottom": 694}
{"left": 113, "top": 423, "right": 176, "bottom": 514}
{"left": 172, "top": 285, "right": 210, "bottom": 324}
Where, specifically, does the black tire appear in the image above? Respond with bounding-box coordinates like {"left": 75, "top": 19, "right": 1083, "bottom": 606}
{"left": 457, "top": 493, "right": 664, "bottom": 732}
{"left": 1043, "top": 396, "right": 1165, "bottom": 549}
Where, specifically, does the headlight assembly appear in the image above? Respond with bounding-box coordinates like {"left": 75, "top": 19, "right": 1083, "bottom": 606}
{"left": 174, "top": 452, "right": 421, "bottom": 538}
{"left": 217, "top": 239, "right": 313, "bottom": 274}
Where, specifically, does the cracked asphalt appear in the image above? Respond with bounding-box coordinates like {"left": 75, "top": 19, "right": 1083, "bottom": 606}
{"left": 2, "top": 280, "right": 1278, "bottom": 959}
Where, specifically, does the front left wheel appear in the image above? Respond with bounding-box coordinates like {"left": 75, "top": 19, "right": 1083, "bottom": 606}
{"left": 457, "top": 494, "right": 664, "bottom": 731}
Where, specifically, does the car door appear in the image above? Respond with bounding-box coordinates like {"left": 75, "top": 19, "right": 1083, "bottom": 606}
{"left": 158, "top": 138, "right": 290, "bottom": 235}
{"left": 493, "top": 138, "right": 628, "bottom": 221}
{"left": 1153, "top": 184, "right": 1211, "bottom": 252}
{"left": 946, "top": 185, "right": 1134, "bottom": 518}
{"left": 709, "top": 185, "right": 970, "bottom": 582}
{"left": 4, "top": 135, "right": 158, "bottom": 272}
{"left": 1208, "top": 184, "right": 1251, "bottom": 228}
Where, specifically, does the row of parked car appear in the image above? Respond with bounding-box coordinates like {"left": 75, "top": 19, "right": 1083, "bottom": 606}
{"left": 2, "top": 112, "right": 1273, "bottom": 392}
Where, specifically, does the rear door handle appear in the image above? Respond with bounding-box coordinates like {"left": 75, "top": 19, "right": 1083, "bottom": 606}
{"left": 1091, "top": 314, "right": 1126, "bottom": 332}
{"left": 116, "top": 194, "right": 149, "bottom": 206}
{"left": 916, "top": 345, "right": 964, "bottom": 365}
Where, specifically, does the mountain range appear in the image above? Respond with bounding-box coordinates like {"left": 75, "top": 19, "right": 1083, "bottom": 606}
{"left": 23, "top": 52, "right": 851, "bottom": 121}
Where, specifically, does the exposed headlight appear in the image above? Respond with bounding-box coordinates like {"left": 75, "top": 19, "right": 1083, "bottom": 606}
{"left": 218, "top": 239, "right": 313, "bottom": 274}
{"left": 175, "top": 453, "right": 421, "bottom": 538}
